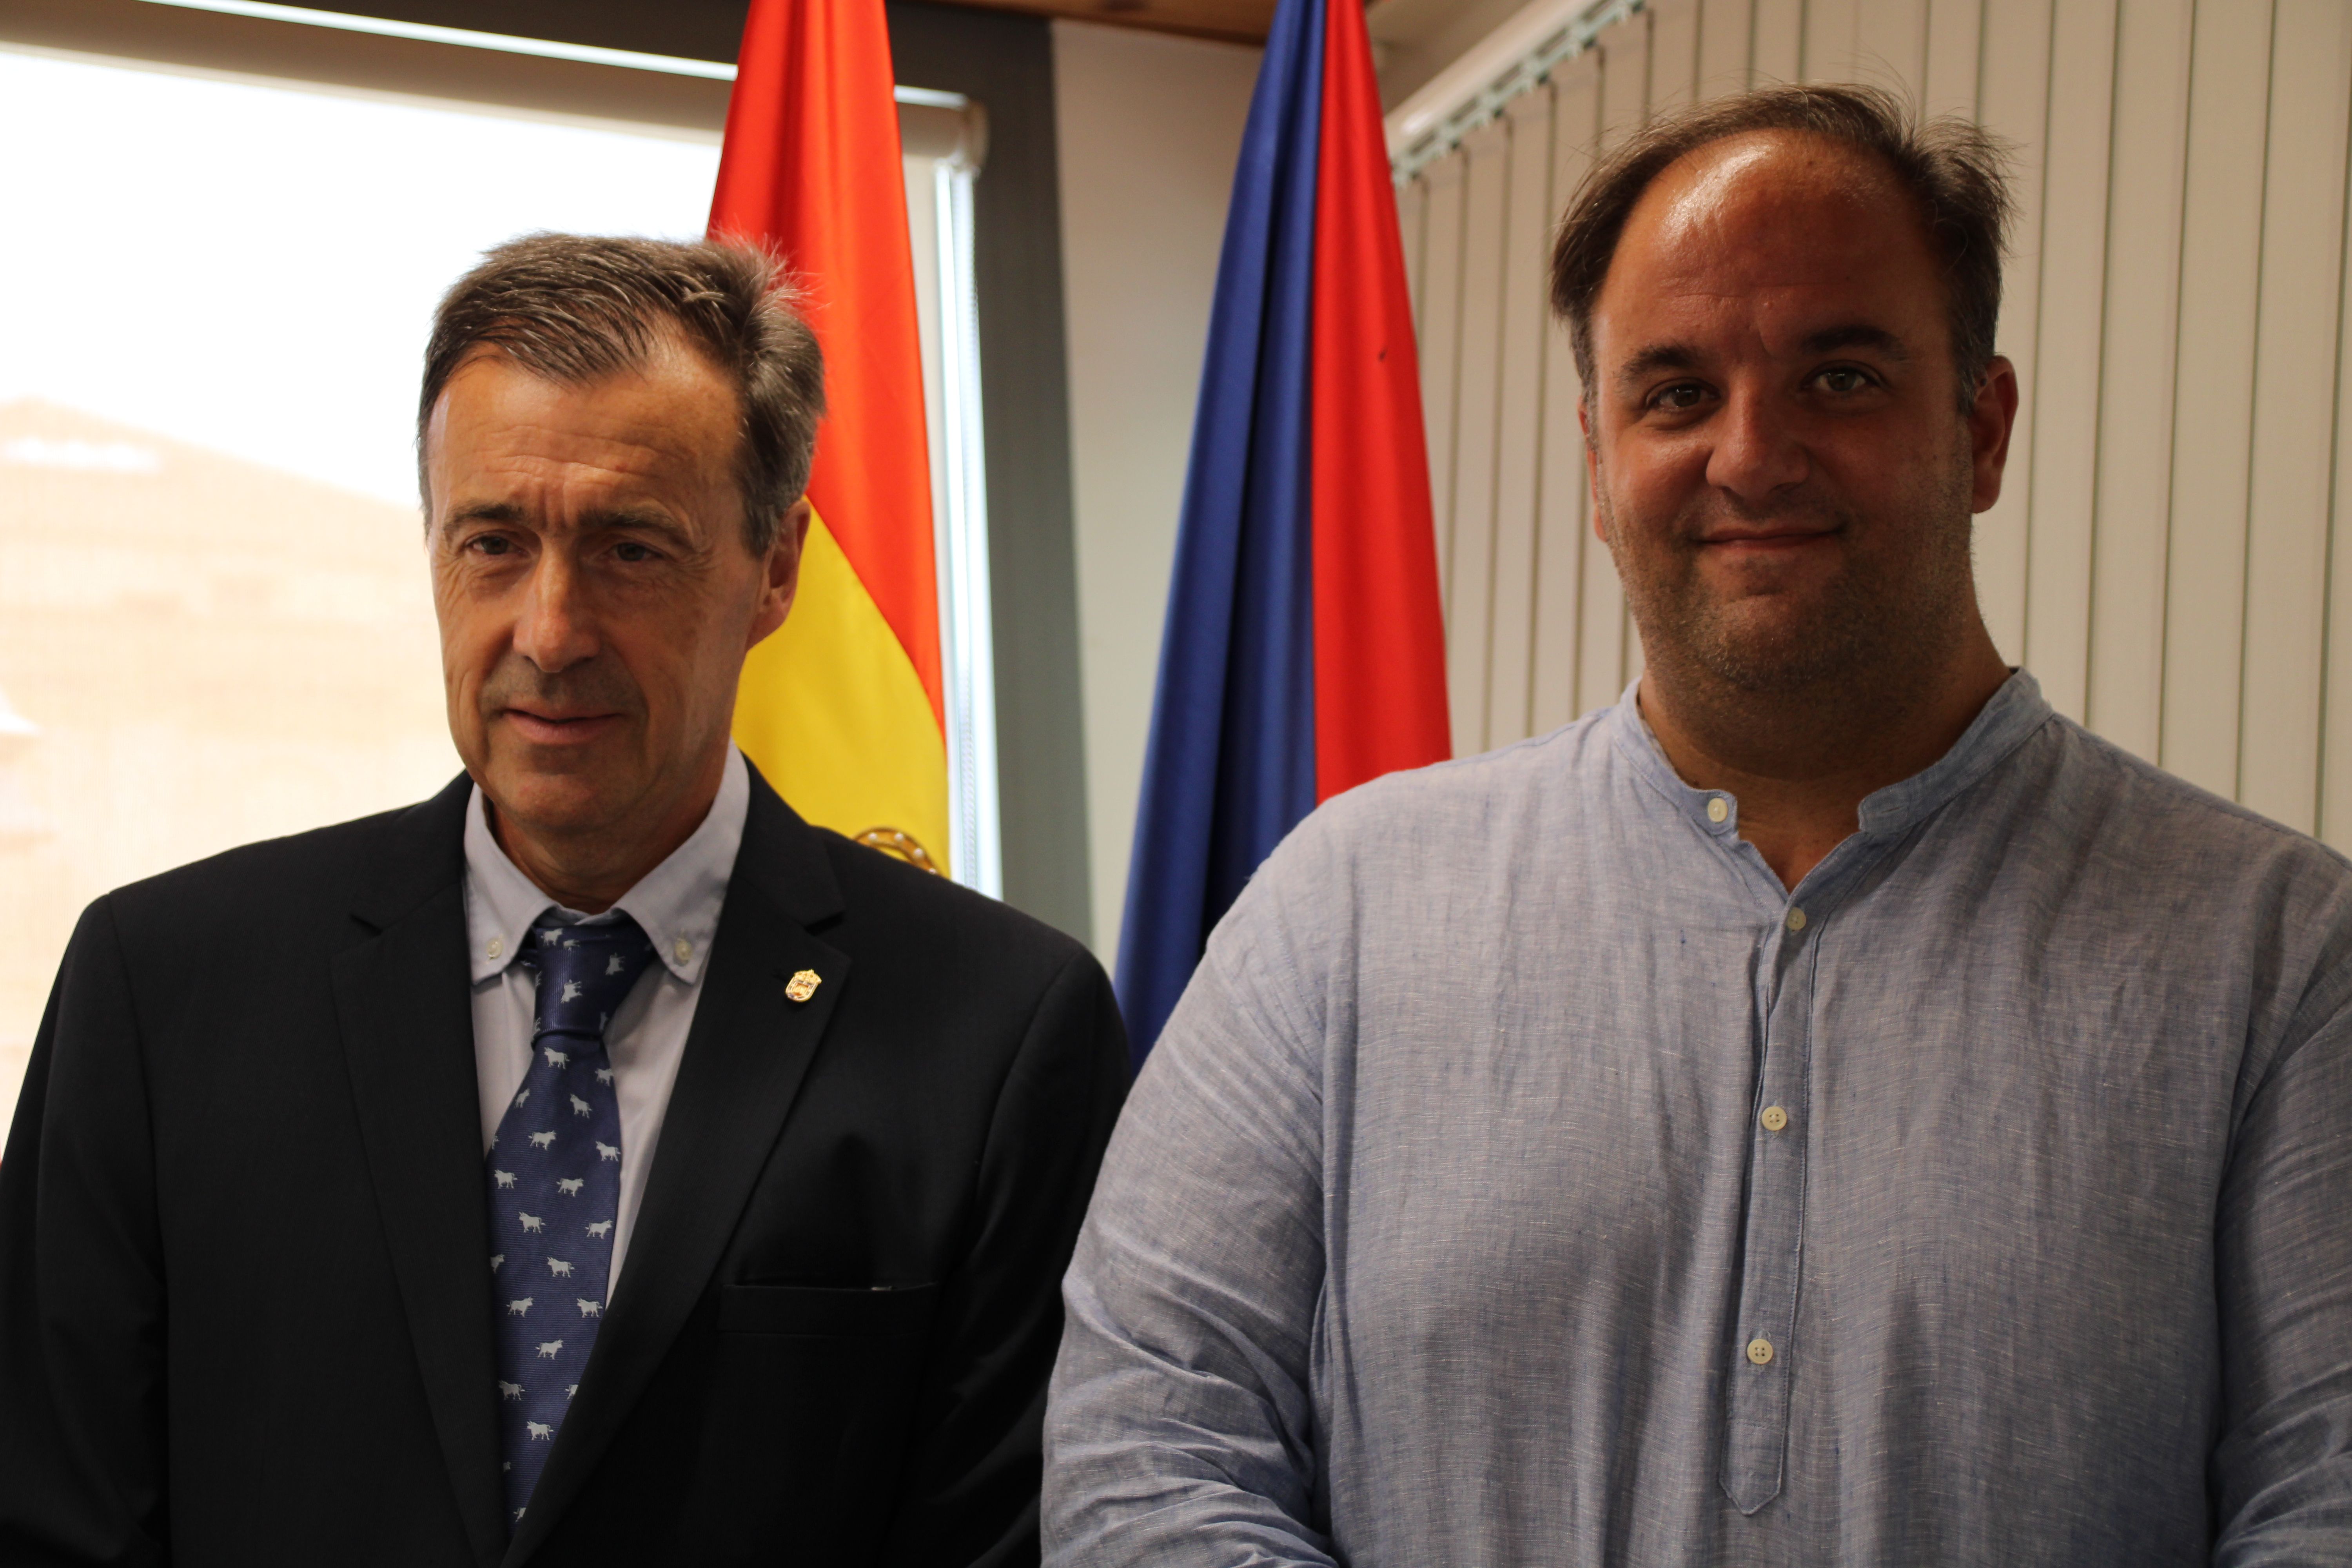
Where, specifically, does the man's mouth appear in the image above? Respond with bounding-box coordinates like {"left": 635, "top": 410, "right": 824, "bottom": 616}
{"left": 499, "top": 708, "right": 622, "bottom": 746}
{"left": 1697, "top": 525, "right": 1839, "bottom": 553}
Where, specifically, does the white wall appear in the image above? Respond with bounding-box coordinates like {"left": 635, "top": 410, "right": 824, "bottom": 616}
{"left": 1053, "top": 19, "right": 1260, "bottom": 962}
{"left": 1369, "top": 0, "right": 1559, "bottom": 109}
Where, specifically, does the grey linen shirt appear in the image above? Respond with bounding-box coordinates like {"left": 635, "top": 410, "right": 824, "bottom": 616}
{"left": 1045, "top": 671, "right": 2352, "bottom": 1565}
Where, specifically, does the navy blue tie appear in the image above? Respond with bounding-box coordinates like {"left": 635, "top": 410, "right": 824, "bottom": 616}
{"left": 486, "top": 912, "right": 653, "bottom": 1531}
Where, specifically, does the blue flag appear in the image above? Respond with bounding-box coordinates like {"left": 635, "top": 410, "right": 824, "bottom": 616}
{"left": 1115, "top": 0, "right": 1450, "bottom": 1072}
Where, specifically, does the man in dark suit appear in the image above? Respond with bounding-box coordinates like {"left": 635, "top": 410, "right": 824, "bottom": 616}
{"left": 0, "top": 234, "right": 1127, "bottom": 1566}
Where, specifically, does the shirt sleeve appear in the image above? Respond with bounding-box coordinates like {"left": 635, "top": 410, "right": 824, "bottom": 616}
{"left": 2211, "top": 1000, "right": 2352, "bottom": 1563}
{"left": 1043, "top": 826, "right": 1342, "bottom": 1567}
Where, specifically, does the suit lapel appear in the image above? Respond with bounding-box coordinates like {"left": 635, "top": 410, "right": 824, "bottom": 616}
{"left": 331, "top": 778, "right": 508, "bottom": 1568}
{"left": 506, "top": 775, "right": 848, "bottom": 1565}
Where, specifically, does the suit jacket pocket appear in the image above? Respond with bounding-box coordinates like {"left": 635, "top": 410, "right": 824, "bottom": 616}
{"left": 717, "top": 1281, "right": 940, "bottom": 1338}
{"left": 656, "top": 1284, "right": 944, "bottom": 1561}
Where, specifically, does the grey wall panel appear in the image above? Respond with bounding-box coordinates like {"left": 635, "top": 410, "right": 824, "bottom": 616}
{"left": 2024, "top": 0, "right": 2120, "bottom": 720}
{"left": 1530, "top": 55, "right": 1604, "bottom": 733}
{"left": 1973, "top": 0, "right": 2054, "bottom": 664}
{"left": 1444, "top": 121, "right": 1515, "bottom": 757}
{"left": 2084, "top": 0, "right": 2191, "bottom": 758}
{"left": 1486, "top": 86, "right": 1561, "bottom": 746}
{"left": 1418, "top": 154, "right": 1472, "bottom": 606}
{"left": 2247, "top": 0, "right": 2352, "bottom": 833}
{"left": 889, "top": 2, "right": 1093, "bottom": 941}
{"left": 1697, "top": 0, "right": 1757, "bottom": 96}
{"left": 2160, "top": 0, "right": 2273, "bottom": 793}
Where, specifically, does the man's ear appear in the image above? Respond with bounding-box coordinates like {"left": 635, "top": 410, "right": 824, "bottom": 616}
{"left": 1967, "top": 355, "right": 2021, "bottom": 515}
{"left": 1581, "top": 399, "right": 1609, "bottom": 544}
{"left": 747, "top": 496, "right": 812, "bottom": 649}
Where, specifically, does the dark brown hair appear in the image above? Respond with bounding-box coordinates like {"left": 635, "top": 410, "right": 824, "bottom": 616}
{"left": 1550, "top": 84, "right": 2014, "bottom": 411}
{"left": 417, "top": 232, "right": 825, "bottom": 553}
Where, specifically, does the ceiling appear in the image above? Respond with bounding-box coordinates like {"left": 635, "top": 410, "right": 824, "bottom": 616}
{"left": 927, "top": 0, "right": 1274, "bottom": 45}
{"left": 1365, "top": 0, "right": 1543, "bottom": 107}
{"left": 71, "top": 0, "right": 1538, "bottom": 82}
{"left": 918, "top": 0, "right": 1554, "bottom": 106}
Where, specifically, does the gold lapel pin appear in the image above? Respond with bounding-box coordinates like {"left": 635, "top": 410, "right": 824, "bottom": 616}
{"left": 784, "top": 969, "right": 822, "bottom": 1004}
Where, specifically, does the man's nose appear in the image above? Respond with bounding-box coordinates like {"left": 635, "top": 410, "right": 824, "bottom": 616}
{"left": 513, "top": 553, "right": 599, "bottom": 673}
{"left": 1704, "top": 388, "right": 1809, "bottom": 504}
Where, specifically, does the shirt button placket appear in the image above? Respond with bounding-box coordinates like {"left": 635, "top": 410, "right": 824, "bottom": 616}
{"left": 1722, "top": 902, "right": 1813, "bottom": 1514}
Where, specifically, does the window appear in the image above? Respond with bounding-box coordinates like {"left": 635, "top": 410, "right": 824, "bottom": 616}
{"left": 0, "top": 27, "right": 999, "bottom": 1115}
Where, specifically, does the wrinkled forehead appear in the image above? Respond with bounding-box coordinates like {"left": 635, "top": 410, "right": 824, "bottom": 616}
{"left": 434, "top": 325, "right": 723, "bottom": 418}
{"left": 1597, "top": 130, "right": 1938, "bottom": 327}
{"left": 419, "top": 336, "right": 746, "bottom": 524}
{"left": 428, "top": 333, "right": 737, "bottom": 452}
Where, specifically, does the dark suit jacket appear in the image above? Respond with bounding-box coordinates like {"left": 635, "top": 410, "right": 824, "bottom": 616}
{"left": 0, "top": 769, "right": 1127, "bottom": 1566}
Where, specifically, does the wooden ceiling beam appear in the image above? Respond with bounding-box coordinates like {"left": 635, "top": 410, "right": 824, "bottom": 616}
{"left": 918, "top": 0, "right": 1276, "bottom": 46}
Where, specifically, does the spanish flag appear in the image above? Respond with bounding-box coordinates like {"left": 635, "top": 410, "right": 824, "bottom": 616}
{"left": 712, "top": 0, "right": 950, "bottom": 874}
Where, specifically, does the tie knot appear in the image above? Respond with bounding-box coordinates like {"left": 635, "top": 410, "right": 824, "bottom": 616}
{"left": 520, "top": 914, "right": 656, "bottom": 1046}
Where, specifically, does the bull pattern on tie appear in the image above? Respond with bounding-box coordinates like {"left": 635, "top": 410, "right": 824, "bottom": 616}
{"left": 486, "top": 912, "right": 653, "bottom": 1530}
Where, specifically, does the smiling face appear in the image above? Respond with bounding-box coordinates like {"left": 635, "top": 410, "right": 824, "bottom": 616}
{"left": 1582, "top": 130, "right": 2015, "bottom": 697}
{"left": 424, "top": 337, "right": 802, "bottom": 870}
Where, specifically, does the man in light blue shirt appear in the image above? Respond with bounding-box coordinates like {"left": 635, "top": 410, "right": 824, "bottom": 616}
{"left": 1044, "top": 85, "right": 2352, "bottom": 1564}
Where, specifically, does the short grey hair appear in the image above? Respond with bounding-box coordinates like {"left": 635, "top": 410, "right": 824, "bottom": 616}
{"left": 1551, "top": 84, "right": 2014, "bottom": 413}
{"left": 417, "top": 232, "right": 826, "bottom": 554}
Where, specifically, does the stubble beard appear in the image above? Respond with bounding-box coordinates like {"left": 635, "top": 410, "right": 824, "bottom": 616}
{"left": 1597, "top": 454, "right": 1980, "bottom": 720}
{"left": 470, "top": 655, "right": 655, "bottom": 829}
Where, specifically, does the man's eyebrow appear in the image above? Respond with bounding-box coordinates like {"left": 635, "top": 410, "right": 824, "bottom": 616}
{"left": 1615, "top": 342, "right": 1705, "bottom": 391}
{"left": 1610, "top": 327, "right": 1913, "bottom": 392}
{"left": 577, "top": 505, "right": 692, "bottom": 539}
{"left": 445, "top": 500, "right": 524, "bottom": 527}
{"left": 1801, "top": 323, "right": 1909, "bottom": 359}
{"left": 438, "top": 501, "right": 690, "bottom": 537}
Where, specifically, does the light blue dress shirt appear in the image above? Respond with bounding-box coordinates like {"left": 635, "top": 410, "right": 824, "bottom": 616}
{"left": 1045, "top": 673, "right": 2352, "bottom": 1564}
{"left": 463, "top": 744, "right": 748, "bottom": 1299}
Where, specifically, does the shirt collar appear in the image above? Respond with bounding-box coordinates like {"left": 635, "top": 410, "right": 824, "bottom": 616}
{"left": 1607, "top": 668, "right": 2056, "bottom": 843}
{"left": 1850, "top": 670, "right": 2054, "bottom": 835}
{"left": 462, "top": 744, "right": 750, "bottom": 987}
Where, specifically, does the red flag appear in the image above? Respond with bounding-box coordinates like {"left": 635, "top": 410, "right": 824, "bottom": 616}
{"left": 1309, "top": 0, "right": 1450, "bottom": 800}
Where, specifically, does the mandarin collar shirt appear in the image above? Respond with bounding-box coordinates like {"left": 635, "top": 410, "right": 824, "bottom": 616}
{"left": 463, "top": 744, "right": 749, "bottom": 1299}
{"left": 1045, "top": 672, "right": 2352, "bottom": 1565}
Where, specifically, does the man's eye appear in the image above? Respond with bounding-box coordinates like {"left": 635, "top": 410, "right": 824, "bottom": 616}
{"left": 1817, "top": 367, "right": 1873, "bottom": 394}
{"left": 615, "top": 542, "right": 658, "bottom": 564}
{"left": 1652, "top": 383, "right": 1707, "bottom": 412}
{"left": 469, "top": 534, "right": 514, "bottom": 557}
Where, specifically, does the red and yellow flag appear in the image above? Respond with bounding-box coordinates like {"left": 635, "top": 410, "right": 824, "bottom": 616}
{"left": 711, "top": 0, "right": 949, "bottom": 872}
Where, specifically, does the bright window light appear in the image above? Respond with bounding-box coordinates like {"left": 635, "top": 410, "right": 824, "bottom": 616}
{"left": 904, "top": 110, "right": 1003, "bottom": 900}
{"left": 0, "top": 39, "right": 1002, "bottom": 1120}
{"left": 0, "top": 44, "right": 728, "bottom": 1112}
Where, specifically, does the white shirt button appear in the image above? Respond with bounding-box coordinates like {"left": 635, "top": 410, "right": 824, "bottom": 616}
{"left": 1707, "top": 796, "right": 1730, "bottom": 824}
{"left": 673, "top": 938, "right": 693, "bottom": 962}
{"left": 486, "top": 936, "right": 504, "bottom": 960}
{"left": 1747, "top": 1337, "right": 1775, "bottom": 1366}
{"left": 1785, "top": 907, "right": 1807, "bottom": 933}
{"left": 1760, "top": 1105, "right": 1789, "bottom": 1132}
